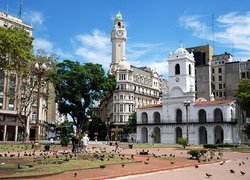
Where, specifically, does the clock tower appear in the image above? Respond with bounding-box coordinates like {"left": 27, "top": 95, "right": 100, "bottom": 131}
{"left": 110, "top": 11, "right": 127, "bottom": 74}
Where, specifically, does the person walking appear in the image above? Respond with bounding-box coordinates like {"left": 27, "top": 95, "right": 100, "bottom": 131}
{"left": 82, "top": 134, "right": 89, "bottom": 153}
{"left": 114, "top": 141, "right": 119, "bottom": 153}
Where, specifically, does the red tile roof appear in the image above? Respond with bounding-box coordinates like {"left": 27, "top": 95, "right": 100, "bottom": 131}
{"left": 137, "top": 104, "right": 162, "bottom": 109}
{"left": 194, "top": 99, "right": 236, "bottom": 106}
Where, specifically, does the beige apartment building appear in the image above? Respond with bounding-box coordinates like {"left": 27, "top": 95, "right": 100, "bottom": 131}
{"left": 0, "top": 11, "right": 63, "bottom": 142}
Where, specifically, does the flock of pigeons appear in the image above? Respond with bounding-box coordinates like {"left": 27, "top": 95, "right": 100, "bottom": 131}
{"left": 0, "top": 145, "right": 248, "bottom": 179}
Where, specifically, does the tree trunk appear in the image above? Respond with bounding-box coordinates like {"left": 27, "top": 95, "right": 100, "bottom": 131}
{"left": 22, "top": 117, "right": 29, "bottom": 143}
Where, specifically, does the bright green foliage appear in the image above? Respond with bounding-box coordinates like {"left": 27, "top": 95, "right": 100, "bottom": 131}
{"left": 0, "top": 27, "right": 34, "bottom": 73}
{"left": 48, "top": 60, "right": 116, "bottom": 132}
{"left": 124, "top": 112, "right": 136, "bottom": 134}
{"left": 177, "top": 137, "right": 188, "bottom": 149}
{"left": 235, "top": 80, "right": 250, "bottom": 113}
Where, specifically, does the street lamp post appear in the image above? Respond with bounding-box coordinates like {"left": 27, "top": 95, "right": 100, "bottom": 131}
{"left": 106, "top": 116, "right": 110, "bottom": 142}
{"left": 184, "top": 100, "right": 191, "bottom": 144}
{"left": 34, "top": 62, "right": 47, "bottom": 147}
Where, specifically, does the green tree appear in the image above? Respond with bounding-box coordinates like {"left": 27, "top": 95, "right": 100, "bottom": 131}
{"left": 235, "top": 80, "right": 250, "bottom": 138}
{"left": 235, "top": 80, "right": 250, "bottom": 115}
{"left": 48, "top": 60, "right": 116, "bottom": 133}
{"left": 177, "top": 137, "right": 188, "bottom": 149}
{"left": 88, "top": 116, "right": 107, "bottom": 141}
{"left": 124, "top": 112, "right": 136, "bottom": 134}
{"left": 0, "top": 26, "right": 34, "bottom": 73}
{"left": 58, "top": 120, "right": 74, "bottom": 147}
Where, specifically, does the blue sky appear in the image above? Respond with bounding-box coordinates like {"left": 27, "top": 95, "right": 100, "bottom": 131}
{"left": 1, "top": 0, "right": 250, "bottom": 78}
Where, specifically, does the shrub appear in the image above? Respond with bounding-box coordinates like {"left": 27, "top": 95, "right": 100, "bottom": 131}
{"left": 187, "top": 149, "right": 207, "bottom": 160}
{"left": 177, "top": 137, "right": 188, "bottom": 149}
{"left": 203, "top": 144, "right": 239, "bottom": 149}
{"left": 60, "top": 137, "right": 70, "bottom": 147}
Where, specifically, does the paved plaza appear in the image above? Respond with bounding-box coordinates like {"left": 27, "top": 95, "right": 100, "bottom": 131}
{"left": 29, "top": 143, "right": 250, "bottom": 180}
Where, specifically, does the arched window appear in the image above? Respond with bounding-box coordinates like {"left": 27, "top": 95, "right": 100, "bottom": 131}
{"left": 175, "top": 64, "right": 180, "bottom": 75}
{"left": 214, "top": 108, "right": 223, "bottom": 122}
{"left": 176, "top": 109, "right": 182, "bottom": 123}
{"left": 198, "top": 109, "right": 207, "bottom": 122}
{"left": 141, "top": 112, "right": 148, "bottom": 123}
{"left": 189, "top": 64, "right": 191, "bottom": 75}
{"left": 118, "top": 22, "right": 121, "bottom": 28}
{"left": 153, "top": 112, "right": 161, "bottom": 123}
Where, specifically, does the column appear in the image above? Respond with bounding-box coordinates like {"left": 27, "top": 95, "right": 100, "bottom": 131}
{"left": 14, "top": 125, "right": 18, "bottom": 142}
{"left": 3, "top": 124, "right": 7, "bottom": 141}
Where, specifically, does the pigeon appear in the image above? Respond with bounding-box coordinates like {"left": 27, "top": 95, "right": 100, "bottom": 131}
{"left": 170, "top": 161, "right": 174, "bottom": 165}
{"left": 242, "top": 161, "right": 245, "bottom": 165}
{"left": 219, "top": 162, "right": 224, "bottom": 165}
{"left": 230, "top": 169, "right": 235, "bottom": 173}
{"left": 195, "top": 165, "right": 199, "bottom": 168}
{"left": 100, "top": 165, "right": 106, "bottom": 169}
{"left": 206, "top": 173, "right": 212, "bottom": 178}
{"left": 239, "top": 163, "right": 241, "bottom": 166}
{"left": 131, "top": 154, "right": 134, "bottom": 159}
{"left": 74, "top": 172, "right": 77, "bottom": 177}
{"left": 121, "top": 164, "right": 125, "bottom": 167}
{"left": 240, "top": 171, "right": 245, "bottom": 175}
{"left": 144, "top": 161, "right": 149, "bottom": 164}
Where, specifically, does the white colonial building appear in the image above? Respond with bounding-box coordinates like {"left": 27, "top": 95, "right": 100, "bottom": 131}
{"left": 136, "top": 45, "right": 241, "bottom": 144}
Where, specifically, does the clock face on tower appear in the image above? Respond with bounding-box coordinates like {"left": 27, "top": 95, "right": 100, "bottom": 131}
{"left": 116, "top": 30, "right": 123, "bottom": 37}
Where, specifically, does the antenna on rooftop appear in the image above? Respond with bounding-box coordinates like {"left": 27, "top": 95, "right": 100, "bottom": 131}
{"left": 18, "top": 0, "right": 23, "bottom": 19}
{"left": 212, "top": 14, "right": 215, "bottom": 49}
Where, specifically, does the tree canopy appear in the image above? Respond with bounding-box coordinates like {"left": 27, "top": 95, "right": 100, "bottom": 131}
{"left": 124, "top": 112, "right": 136, "bottom": 134}
{"left": 0, "top": 26, "right": 34, "bottom": 73}
{"left": 235, "top": 79, "right": 250, "bottom": 115}
{"left": 48, "top": 60, "right": 116, "bottom": 132}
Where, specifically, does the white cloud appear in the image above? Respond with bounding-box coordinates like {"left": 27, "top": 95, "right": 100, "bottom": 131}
{"left": 24, "top": 11, "right": 44, "bottom": 27}
{"left": 33, "top": 38, "right": 73, "bottom": 60}
{"left": 74, "top": 29, "right": 169, "bottom": 76}
{"left": 74, "top": 29, "right": 111, "bottom": 68}
{"left": 33, "top": 38, "right": 53, "bottom": 51}
{"left": 179, "top": 12, "right": 250, "bottom": 58}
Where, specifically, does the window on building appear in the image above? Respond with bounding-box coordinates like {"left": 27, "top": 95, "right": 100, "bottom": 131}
{"left": 120, "top": 115, "right": 123, "bottom": 122}
{"left": 241, "top": 72, "right": 246, "bottom": 79}
{"left": 219, "top": 76, "right": 222, "bottom": 81}
{"left": 189, "top": 64, "right": 191, "bottom": 75}
{"left": 119, "top": 73, "right": 126, "bottom": 80}
{"left": 212, "top": 76, "right": 215, "bottom": 81}
{"left": 120, "top": 95, "right": 123, "bottom": 100}
{"left": 212, "top": 68, "right": 214, "bottom": 73}
{"left": 219, "top": 92, "right": 222, "bottom": 97}
{"left": 218, "top": 68, "right": 222, "bottom": 73}
{"left": 119, "top": 104, "right": 123, "bottom": 112}
{"left": 219, "top": 84, "right": 222, "bottom": 89}
{"left": 175, "top": 64, "right": 180, "bottom": 75}
{"left": 32, "top": 113, "right": 37, "bottom": 123}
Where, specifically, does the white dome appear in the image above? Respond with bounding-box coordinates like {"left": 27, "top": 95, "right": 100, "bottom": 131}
{"left": 174, "top": 47, "right": 189, "bottom": 55}
{"left": 153, "top": 72, "right": 159, "bottom": 78}
{"left": 118, "top": 57, "right": 130, "bottom": 70}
